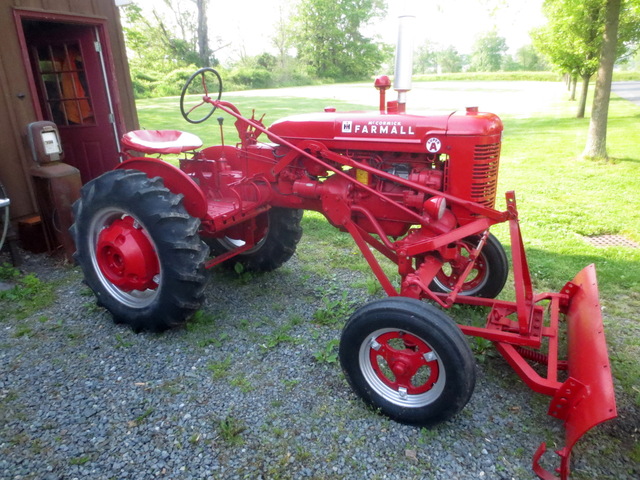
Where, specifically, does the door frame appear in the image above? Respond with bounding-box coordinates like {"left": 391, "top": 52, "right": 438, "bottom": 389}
{"left": 13, "top": 9, "right": 125, "bottom": 164}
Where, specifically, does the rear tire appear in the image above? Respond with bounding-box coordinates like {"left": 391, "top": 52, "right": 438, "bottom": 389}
{"left": 429, "top": 233, "right": 509, "bottom": 298}
{"left": 339, "top": 297, "right": 476, "bottom": 426}
{"left": 71, "top": 170, "right": 208, "bottom": 332}
{"left": 209, "top": 207, "right": 303, "bottom": 272}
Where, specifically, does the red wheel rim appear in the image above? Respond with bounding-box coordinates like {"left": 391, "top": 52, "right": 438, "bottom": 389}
{"left": 96, "top": 216, "right": 160, "bottom": 291}
{"left": 434, "top": 242, "right": 487, "bottom": 291}
{"left": 369, "top": 330, "right": 440, "bottom": 395}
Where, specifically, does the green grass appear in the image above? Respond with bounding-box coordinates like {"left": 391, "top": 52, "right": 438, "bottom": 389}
{"left": 135, "top": 83, "right": 640, "bottom": 404}
{"left": 135, "top": 95, "right": 376, "bottom": 149}
{"left": 0, "top": 266, "right": 56, "bottom": 320}
{"left": 497, "top": 94, "right": 640, "bottom": 298}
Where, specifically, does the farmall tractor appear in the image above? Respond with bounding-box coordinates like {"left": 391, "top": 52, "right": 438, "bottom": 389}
{"left": 71, "top": 17, "right": 616, "bottom": 480}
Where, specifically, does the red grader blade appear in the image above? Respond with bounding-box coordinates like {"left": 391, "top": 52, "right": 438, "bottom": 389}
{"left": 531, "top": 264, "right": 617, "bottom": 480}
{"left": 478, "top": 263, "right": 618, "bottom": 480}
{"left": 428, "top": 198, "right": 618, "bottom": 480}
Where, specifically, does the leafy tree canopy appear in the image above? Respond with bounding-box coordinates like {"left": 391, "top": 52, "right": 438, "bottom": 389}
{"left": 291, "top": 0, "right": 389, "bottom": 81}
{"left": 469, "top": 31, "right": 508, "bottom": 72}
{"left": 532, "top": 0, "right": 640, "bottom": 77}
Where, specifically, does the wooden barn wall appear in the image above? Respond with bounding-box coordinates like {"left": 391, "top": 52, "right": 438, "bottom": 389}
{"left": 0, "top": 0, "right": 138, "bottom": 220}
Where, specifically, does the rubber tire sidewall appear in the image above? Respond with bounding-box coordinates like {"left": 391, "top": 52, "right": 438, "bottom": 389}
{"left": 72, "top": 170, "right": 208, "bottom": 332}
{"left": 209, "top": 207, "right": 303, "bottom": 273}
{"left": 339, "top": 297, "right": 476, "bottom": 427}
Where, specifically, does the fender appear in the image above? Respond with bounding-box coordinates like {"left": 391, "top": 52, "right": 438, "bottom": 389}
{"left": 116, "top": 157, "right": 207, "bottom": 219}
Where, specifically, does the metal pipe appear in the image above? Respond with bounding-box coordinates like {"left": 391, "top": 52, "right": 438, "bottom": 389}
{"left": 394, "top": 12, "right": 416, "bottom": 112}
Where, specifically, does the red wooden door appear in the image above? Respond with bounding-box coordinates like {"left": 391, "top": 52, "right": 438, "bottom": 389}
{"left": 24, "top": 21, "right": 120, "bottom": 183}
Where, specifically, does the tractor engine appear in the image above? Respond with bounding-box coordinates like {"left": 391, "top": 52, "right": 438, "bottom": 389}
{"left": 267, "top": 107, "right": 503, "bottom": 236}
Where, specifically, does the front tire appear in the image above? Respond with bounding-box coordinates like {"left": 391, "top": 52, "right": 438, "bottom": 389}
{"left": 339, "top": 297, "right": 476, "bottom": 426}
{"left": 71, "top": 170, "right": 209, "bottom": 332}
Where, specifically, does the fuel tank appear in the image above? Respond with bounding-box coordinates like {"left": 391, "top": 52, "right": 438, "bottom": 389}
{"left": 267, "top": 109, "right": 503, "bottom": 154}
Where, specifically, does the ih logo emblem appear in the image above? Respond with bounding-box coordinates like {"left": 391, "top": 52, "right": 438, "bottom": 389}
{"left": 341, "top": 121, "right": 353, "bottom": 133}
{"left": 426, "top": 137, "right": 441, "bottom": 153}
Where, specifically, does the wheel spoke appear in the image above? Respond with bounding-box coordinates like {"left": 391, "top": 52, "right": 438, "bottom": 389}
{"left": 187, "top": 100, "right": 207, "bottom": 116}
{"left": 180, "top": 68, "right": 222, "bottom": 124}
{"left": 199, "top": 73, "right": 208, "bottom": 95}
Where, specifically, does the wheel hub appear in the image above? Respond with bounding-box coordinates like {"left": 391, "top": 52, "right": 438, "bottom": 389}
{"left": 370, "top": 332, "right": 440, "bottom": 395}
{"left": 436, "top": 245, "right": 485, "bottom": 290}
{"left": 96, "top": 216, "right": 160, "bottom": 291}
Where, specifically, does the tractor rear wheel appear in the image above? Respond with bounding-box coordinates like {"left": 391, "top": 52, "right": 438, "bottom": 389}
{"left": 209, "top": 207, "right": 303, "bottom": 272}
{"left": 429, "top": 232, "right": 508, "bottom": 298}
{"left": 71, "top": 170, "right": 209, "bottom": 332}
{"left": 339, "top": 297, "right": 476, "bottom": 426}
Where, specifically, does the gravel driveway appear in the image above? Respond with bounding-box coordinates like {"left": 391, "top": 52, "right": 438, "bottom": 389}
{"left": 1, "top": 233, "right": 636, "bottom": 480}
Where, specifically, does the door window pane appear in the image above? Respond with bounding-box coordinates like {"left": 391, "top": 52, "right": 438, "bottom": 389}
{"left": 35, "top": 43, "right": 94, "bottom": 126}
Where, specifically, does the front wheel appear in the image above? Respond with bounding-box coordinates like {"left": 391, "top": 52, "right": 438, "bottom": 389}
{"left": 71, "top": 170, "right": 209, "bottom": 332}
{"left": 339, "top": 297, "right": 476, "bottom": 426}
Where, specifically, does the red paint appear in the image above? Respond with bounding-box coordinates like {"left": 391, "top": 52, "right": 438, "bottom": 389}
{"left": 96, "top": 216, "right": 159, "bottom": 291}
{"left": 369, "top": 331, "right": 440, "bottom": 395}
{"left": 111, "top": 75, "right": 615, "bottom": 480}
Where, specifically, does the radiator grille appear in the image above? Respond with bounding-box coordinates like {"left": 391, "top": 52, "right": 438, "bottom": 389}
{"left": 471, "top": 143, "right": 500, "bottom": 208}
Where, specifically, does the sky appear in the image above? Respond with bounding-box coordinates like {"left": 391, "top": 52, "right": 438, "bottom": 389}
{"left": 130, "top": 0, "right": 547, "bottom": 65}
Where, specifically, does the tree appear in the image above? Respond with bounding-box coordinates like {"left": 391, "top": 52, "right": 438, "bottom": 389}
{"left": 469, "top": 31, "right": 508, "bottom": 72}
{"left": 121, "top": 2, "right": 209, "bottom": 97}
{"left": 532, "top": 0, "right": 605, "bottom": 118}
{"left": 195, "top": 0, "right": 211, "bottom": 67}
{"left": 532, "top": 0, "right": 640, "bottom": 118}
{"left": 582, "top": 0, "right": 621, "bottom": 160}
{"left": 515, "top": 45, "right": 548, "bottom": 71}
{"left": 414, "top": 40, "right": 437, "bottom": 74}
{"left": 123, "top": 1, "right": 216, "bottom": 69}
{"left": 272, "top": 3, "right": 293, "bottom": 69}
{"left": 437, "top": 46, "right": 463, "bottom": 73}
{"left": 292, "top": 0, "right": 387, "bottom": 80}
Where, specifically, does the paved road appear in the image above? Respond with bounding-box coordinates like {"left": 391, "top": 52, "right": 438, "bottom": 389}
{"left": 612, "top": 81, "right": 640, "bottom": 106}
{"left": 230, "top": 81, "right": 565, "bottom": 117}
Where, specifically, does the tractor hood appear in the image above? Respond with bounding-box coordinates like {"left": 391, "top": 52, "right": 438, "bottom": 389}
{"left": 267, "top": 110, "right": 503, "bottom": 153}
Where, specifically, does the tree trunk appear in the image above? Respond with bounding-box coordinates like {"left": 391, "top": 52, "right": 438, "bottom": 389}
{"left": 582, "top": 0, "right": 621, "bottom": 160}
{"left": 576, "top": 74, "right": 591, "bottom": 118}
{"left": 196, "top": 0, "right": 210, "bottom": 67}
{"left": 570, "top": 76, "right": 577, "bottom": 101}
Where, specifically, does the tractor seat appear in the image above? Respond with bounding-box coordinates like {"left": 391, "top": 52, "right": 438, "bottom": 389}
{"left": 122, "top": 130, "right": 203, "bottom": 155}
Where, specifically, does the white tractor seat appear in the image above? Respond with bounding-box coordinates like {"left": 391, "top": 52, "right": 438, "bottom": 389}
{"left": 121, "top": 130, "right": 203, "bottom": 155}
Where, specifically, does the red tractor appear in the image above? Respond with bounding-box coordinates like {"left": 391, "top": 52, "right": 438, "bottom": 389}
{"left": 71, "top": 59, "right": 616, "bottom": 480}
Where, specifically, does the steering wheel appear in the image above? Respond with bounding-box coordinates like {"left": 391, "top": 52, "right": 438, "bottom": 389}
{"left": 180, "top": 68, "right": 223, "bottom": 124}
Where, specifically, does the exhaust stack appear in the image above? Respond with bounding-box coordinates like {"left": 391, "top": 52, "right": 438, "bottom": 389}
{"left": 394, "top": 13, "right": 416, "bottom": 113}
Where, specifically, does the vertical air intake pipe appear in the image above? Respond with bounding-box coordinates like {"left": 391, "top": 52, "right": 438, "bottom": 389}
{"left": 394, "top": 12, "right": 416, "bottom": 113}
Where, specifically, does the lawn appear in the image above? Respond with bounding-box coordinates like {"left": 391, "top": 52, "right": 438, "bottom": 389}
{"left": 134, "top": 82, "right": 640, "bottom": 409}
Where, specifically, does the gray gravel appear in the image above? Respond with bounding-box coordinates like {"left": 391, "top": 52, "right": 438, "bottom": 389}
{"left": 0, "top": 245, "right": 637, "bottom": 480}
